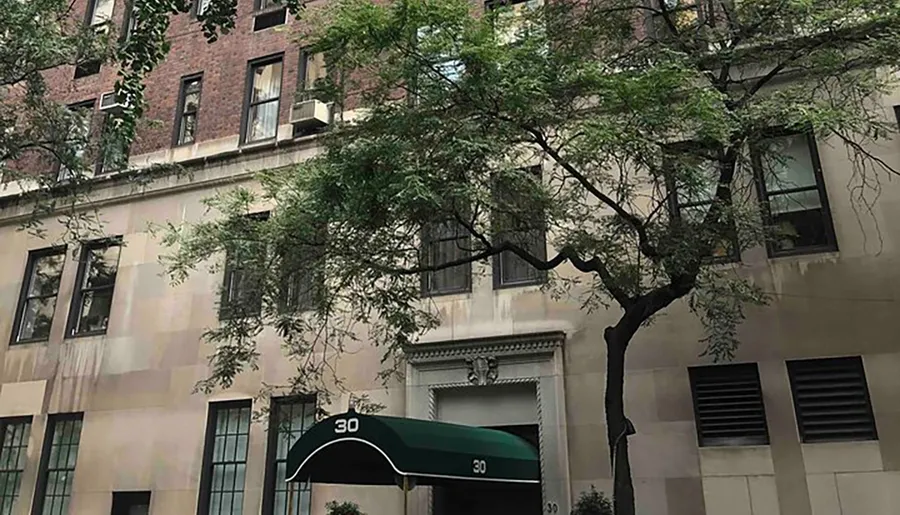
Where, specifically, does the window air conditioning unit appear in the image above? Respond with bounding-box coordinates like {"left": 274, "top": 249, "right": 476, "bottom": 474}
{"left": 99, "top": 91, "right": 129, "bottom": 114}
{"left": 290, "top": 99, "right": 331, "bottom": 129}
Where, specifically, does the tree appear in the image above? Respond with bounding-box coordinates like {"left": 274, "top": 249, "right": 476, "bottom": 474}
{"left": 0, "top": 0, "right": 245, "bottom": 238}
{"left": 160, "top": 1, "right": 900, "bottom": 514}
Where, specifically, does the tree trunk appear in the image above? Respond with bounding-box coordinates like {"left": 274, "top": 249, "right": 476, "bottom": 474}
{"left": 605, "top": 325, "right": 634, "bottom": 515}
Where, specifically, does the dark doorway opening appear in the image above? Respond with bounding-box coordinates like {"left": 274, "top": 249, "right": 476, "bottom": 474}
{"left": 433, "top": 424, "right": 542, "bottom": 515}
{"left": 111, "top": 491, "right": 151, "bottom": 515}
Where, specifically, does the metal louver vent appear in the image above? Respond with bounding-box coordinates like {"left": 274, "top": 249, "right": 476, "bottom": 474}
{"left": 689, "top": 363, "right": 769, "bottom": 447}
{"left": 787, "top": 357, "right": 877, "bottom": 443}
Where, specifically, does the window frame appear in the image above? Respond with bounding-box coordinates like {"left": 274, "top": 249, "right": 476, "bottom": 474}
{"left": 31, "top": 413, "right": 83, "bottom": 515}
{"left": 419, "top": 220, "right": 473, "bottom": 297}
{"left": 56, "top": 100, "right": 96, "bottom": 182}
{"left": 10, "top": 246, "right": 67, "bottom": 346}
{"left": 261, "top": 396, "right": 316, "bottom": 515}
{"left": 95, "top": 113, "right": 130, "bottom": 176}
{"left": 85, "top": 0, "right": 114, "bottom": 27}
{"left": 173, "top": 73, "right": 204, "bottom": 147}
{"left": 194, "top": 0, "right": 211, "bottom": 17}
{"left": 751, "top": 128, "right": 838, "bottom": 258}
{"left": 196, "top": 400, "right": 253, "bottom": 515}
{"left": 240, "top": 54, "right": 285, "bottom": 145}
{"left": 296, "top": 48, "right": 328, "bottom": 101}
{"left": 219, "top": 212, "right": 269, "bottom": 320}
{"left": 663, "top": 144, "right": 741, "bottom": 263}
{"left": 0, "top": 416, "right": 33, "bottom": 515}
{"left": 65, "top": 237, "right": 123, "bottom": 338}
{"left": 491, "top": 166, "right": 548, "bottom": 289}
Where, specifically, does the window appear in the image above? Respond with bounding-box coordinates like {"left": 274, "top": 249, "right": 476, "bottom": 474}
{"left": 57, "top": 102, "right": 94, "bottom": 182}
{"left": 492, "top": 167, "right": 546, "bottom": 288}
{"left": 262, "top": 398, "right": 316, "bottom": 515}
{"left": 96, "top": 115, "right": 129, "bottom": 175}
{"left": 0, "top": 418, "right": 32, "bottom": 515}
{"left": 665, "top": 147, "right": 739, "bottom": 261}
{"left": 198, "top": 401, "right": 251, "bottom": 515}
{"left": 195, "top": 0, "right": 211, "bottom": 16}
{"left": 243, "top": 57, "right": 283, "bottom": 144}
{"left": 689, "top": 364, "right": 768, "bottom": 446}
{"left": 220, "top": 213, "right": 268, "bottom": 320}
{"left": 420, "top": 220, "right": 472, "bottom": 296}
{"left": 649, "top": 0, "right": 706, "bottom": 39}
{"left": 278, "top": 243, "right": 323, "bottom": 313}
{"left": 111, "top": 492, "right": 150, "bottom": 515}
{"left": 297, "top": 49, "right": 327, "bottom": 99}
{"left": 120, "top": 1, "right": 138, "bottom": 45}
{"left": 253, "top": 8, "right": 287, "bottom": 31}
{"left": 486, "top": 0, "right": 545, "bottom": 46}
{"left": 175, "top": 75, "right": 203, "bottom": 146}
{"left": 895, "top": 105, "right": 900, "bottom": 130}
{"left": 66, "top": 239, "right": 122, "bottom": 337}
{"left": 11, "top": 247, "right": 66, "bottom": 344}
{"left": 787, "top": 357, "right": 877, "bottom": 443}
{"left": 73, "top": 60, "right": 101, "bottom": 79}
{"left": 752, "top": 131, "right": 836, "bottom": 256}
{"left": 87, "top": 0, "right": 114, "bottom": 26}
{"left": 253, "top": 0, "right": 286, "bottom": 31}
{"left": 32, "top": 413, "right": 83, "bottom": 515}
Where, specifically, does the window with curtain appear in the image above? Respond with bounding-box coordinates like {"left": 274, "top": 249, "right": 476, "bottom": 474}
{"left": 753, "top": 131, "right": 836, "bottom": 256}
{"left": 297, "top": 49, "right": 327, "bottom": 99}
{"left": 67, "top": 239, "right": 122, "bottom": 337}
{"left": 0, "top": 418, "right": 31, "bottom": 515}
{"left": 244, "top": 58, "right": 283, "bottom": 143}
{"left": 198, "top": 401, "right": 252, "bottom": 515}
{"left": 262, "top": 398, "right": 316, "bottom": 515}
{"left": 420, "top": 220, "right": 472, "bottom": 296}
{"left": 11, "top": 247, "right": 66, "bottom": 344}
{"left": 33, "top": 414, "right": 83, "bottom": 515}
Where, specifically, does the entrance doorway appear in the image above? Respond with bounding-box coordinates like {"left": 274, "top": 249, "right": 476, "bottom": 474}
{"left": 433, "top": 425, "right": 542, "bottom": 515}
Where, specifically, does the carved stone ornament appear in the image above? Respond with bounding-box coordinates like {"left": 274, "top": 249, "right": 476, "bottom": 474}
{"left": 466, "top": 356, "right": 499, "bottom": 386}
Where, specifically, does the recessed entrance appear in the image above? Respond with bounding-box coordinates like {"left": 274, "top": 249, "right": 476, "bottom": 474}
{"left": 433, "top": 424, "right": 542, "bottom": 515}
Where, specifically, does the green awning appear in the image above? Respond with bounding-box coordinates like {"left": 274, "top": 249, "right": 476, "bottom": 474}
{"left": 286, "top": 412, "right": 539, "bottom": 486}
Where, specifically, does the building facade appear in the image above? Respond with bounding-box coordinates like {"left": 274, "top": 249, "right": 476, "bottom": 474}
{"left": 2, "top": 1, "right": 900, "bottom": 515}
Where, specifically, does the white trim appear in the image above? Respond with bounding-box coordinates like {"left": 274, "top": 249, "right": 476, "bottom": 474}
{"left": 284, "top": 436, "right": 540, "bottom": 485}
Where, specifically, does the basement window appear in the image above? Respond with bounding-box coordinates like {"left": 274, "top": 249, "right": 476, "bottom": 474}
{"left": 689, "top": 363, "right": 769, "bottom": 446}
{"left": 787, "top": 357, "right": 878, "bottom": 443}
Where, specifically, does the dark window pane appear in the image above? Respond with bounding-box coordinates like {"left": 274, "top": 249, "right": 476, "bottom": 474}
{"left": 85, "top": 245, "right": 120, "bottom": 289}
{"left": 422, "top": 220, "right": 471, "bottom": 295}
{"left": 76, "top": 289, "right": 114, "bottom": 334}
{"left": 18, "top": 298, "right": 56, "bottom": 341}
{"left": 180, "top": 114, "right": 197, "bottom": 145}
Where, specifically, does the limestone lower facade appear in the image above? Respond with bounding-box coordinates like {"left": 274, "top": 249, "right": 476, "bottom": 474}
{"left": 2, "top": 104, "right": 900, "bottom": 515}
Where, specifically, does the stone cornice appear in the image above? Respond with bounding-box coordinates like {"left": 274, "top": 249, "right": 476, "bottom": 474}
{"left": 404, "top": 331, "right": 564, "bottom": 364}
